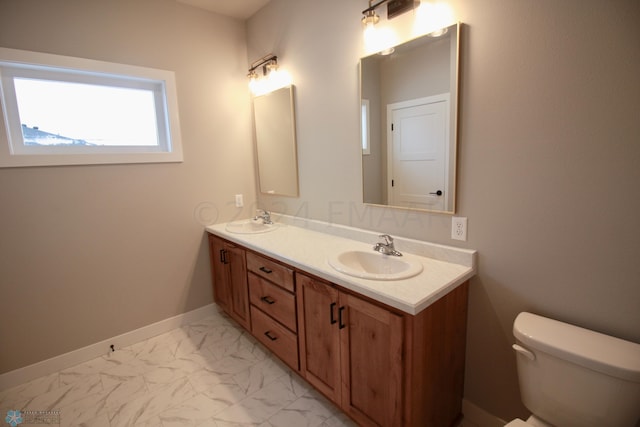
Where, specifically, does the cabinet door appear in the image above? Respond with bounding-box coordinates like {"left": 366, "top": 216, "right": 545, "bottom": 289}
{"left": 209, "top": 235, "right": 231, "bottom": 311}
{"left": 297, "top": 274, "right": 342, "bottom": 404}
{"left": 225, "top": 243, "right": 250, "bottom": 330}
{"left": 340, "top": 293, "right": 403, "bottom": 427}
{"left": 208, "top": 235, "right": 250, "bottom": 330}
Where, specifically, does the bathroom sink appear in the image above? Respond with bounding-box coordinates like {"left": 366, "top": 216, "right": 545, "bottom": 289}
{"left": 328, "top": 250, "right": 423, "bottom": 281}
{"left": 225, "top": 219, "right": 278, "bottom": 234}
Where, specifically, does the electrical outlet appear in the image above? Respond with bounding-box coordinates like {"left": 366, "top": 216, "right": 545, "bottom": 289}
{"left": 451, "top": 217, "right": 467, "bottom": 241}
{"left": 235, "top": 194, "right": 243, "bottom": 208}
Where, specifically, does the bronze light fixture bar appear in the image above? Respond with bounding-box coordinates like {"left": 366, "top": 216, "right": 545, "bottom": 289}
{"left": 247, "top": 54, "right": 278, "bottom": 79}
{"left": 362, "top": 0, "right": 419, "bottom": 22}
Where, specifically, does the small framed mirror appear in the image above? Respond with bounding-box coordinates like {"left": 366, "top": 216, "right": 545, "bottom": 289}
{"left": 361, "top": 23, "right": 460, "bottom": 214}
{"left": 253, "top": 85, "right": 299, "bottom": 197}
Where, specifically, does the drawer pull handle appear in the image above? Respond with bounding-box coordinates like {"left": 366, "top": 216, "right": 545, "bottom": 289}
{"left": 264, "top": 331, "right": 278, "bottom": 341}
{"left": 261, "top": 296, "right": 276, "bottom": 305}
{"left": 338, "top": 306, "right": 346, "bottom": 329}
{"left": 259, "top": 266, "right": 273, "bottom": 274}
{"left": 330, "top": 302, "right": 337, "bottom": 325}
{"left": 219, "top": 249, "right": 227, "bottom": 264}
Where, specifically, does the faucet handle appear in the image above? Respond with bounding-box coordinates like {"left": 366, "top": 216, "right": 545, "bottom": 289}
{"left": 255, "top": 208, "right": 273, "bottom": 224}
{"left": 379, "top": 234, "right": 393, "bottom": 245}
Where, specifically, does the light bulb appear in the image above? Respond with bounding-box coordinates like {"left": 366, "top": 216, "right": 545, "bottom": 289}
{"left": 413, "top": 1, "right": 454, "bottom": 37}
{"left": 361, "top": 10, "right": 379, "bottom": 27}
{"left": 267, "top": 68, "right": 291, "bottom": 90}
{"left": 364, "top": 24, "right": 398, "bottom": 56}
{"left": 250, "top": 69, "right": 292, "bottom": 96}
{"left": 249, "top": 76, "right": 265, "bottom": 96}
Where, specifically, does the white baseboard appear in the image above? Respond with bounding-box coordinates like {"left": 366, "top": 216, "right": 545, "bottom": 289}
{"left": 462, "top": 398, "right": 507, "bottom": 427}
{"left": 0, "top": 304, "right": 217, "bottom": 391}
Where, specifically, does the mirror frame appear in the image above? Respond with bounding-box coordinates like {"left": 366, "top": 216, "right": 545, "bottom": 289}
{"left": 360, "top": 23, "right": 461, "bottom": 214}
{"left": 253, "top": 85, "right": 299, "bottom": 197}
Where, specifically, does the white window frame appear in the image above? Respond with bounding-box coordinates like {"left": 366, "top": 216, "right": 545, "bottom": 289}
{"left": 0, "top": 47, "right": 183, "bottom": 167}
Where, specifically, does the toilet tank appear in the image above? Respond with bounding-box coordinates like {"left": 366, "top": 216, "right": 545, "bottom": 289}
{"left": 513, "top": 312, "right": 640, "bottom": 427}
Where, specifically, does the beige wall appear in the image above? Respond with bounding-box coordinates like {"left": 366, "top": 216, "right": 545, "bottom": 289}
{"left": 0, "top": 0, "right": 257, "bottom": 373}
{"left": 248, "top": 0, "right": 640, "bottom": 421}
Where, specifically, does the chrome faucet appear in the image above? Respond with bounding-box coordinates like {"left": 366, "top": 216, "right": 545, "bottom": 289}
{"left": 254, "top": 209, "right": 273, "bottom": 224}
{"left": 373, "top": 234, "right": 402, "bottom": 256}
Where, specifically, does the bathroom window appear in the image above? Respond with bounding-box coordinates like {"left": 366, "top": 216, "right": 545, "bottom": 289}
{"left": 361, "top": 99, "right": 371, "bottom": 155}
{"left": 0, "top": 47, "right": 183, "bottom": 167}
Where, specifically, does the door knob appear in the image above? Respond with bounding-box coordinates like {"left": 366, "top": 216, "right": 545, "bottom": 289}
{"left": 429, "top": 190, "right": 443, "bottom": 196}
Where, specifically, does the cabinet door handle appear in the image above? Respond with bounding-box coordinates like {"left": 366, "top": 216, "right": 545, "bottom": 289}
{"left": 338, "top": 306, "right": 346, "bottom": 329}
{"left": 219, "top": 249, "right": 227, "bottom": 264}
{"left": 259, "top": 266, "right": 273, "bottom": 274}
{"left": 264, "top": 331, "right": 278, "bottom": 341}
{"left": 260, "top": 295, "right": 276, "bottom": 305}
{"left": 330, "top": 302, "right": 337, "bottom": 325}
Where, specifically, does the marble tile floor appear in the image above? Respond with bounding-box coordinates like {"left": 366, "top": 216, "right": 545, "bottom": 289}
{"left": 0, "top": 307, "right": 359, "bottom": 427}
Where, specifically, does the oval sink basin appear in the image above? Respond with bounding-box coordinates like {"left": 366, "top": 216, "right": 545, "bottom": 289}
{"left": 225, "top": 219, "right": 278, "bottom": 234}
{"left": 328, "top": 250, "right": 423, "bottom": 281}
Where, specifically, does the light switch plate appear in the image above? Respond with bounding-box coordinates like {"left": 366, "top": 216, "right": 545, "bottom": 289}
{"left": 235, "top": 194, "right": 243, "bottom": 208}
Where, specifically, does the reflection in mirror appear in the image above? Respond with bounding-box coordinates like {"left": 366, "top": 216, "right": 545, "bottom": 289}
{"left": 253, "top": 85, "right": 299, "bottom": 197}
{"left": 361, "top": 23, "right": 460, "bottom": 214}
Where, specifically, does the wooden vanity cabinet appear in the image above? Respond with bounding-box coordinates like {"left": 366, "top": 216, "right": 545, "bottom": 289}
{"left": 298, "top": 271, "right": 469, "bottom": 427}
{"left": 208, "top": 234, "right": 250, "bottom": 330}
{"left": 297, "top": 272, "right": 403, "bottom": 427}
{"left": 207, "top": 233, "right": 469, "bottom": 427}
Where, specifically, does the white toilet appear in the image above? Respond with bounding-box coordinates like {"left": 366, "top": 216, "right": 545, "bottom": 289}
{"left": 506, "top": 312, "right": 640, "bottom": 427}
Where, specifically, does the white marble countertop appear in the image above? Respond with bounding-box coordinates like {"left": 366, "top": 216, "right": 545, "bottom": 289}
{"left": 205, "top": 216, "right": 477, "bottom": 315}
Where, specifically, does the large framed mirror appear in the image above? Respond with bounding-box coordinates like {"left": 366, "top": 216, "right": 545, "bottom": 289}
{"left": 360, "top": 23, "right": 460, "bottom": 214}
{"left": 253, "top": 85, "right": 299, "bottom": 197}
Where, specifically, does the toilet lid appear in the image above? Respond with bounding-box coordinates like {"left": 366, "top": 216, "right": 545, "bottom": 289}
{"left": 505, "top": 420, "right": 531, "bottom": 427}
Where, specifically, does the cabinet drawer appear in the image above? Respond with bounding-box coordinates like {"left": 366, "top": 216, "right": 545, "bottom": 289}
{"left": 251, "top": 306, "right": 299, "bottom": 370}
{"left": 249, "top": 273, "right": 297, "bottom": 332}
{"left": 246, "top": 252, "right": 294, "bottom": 292}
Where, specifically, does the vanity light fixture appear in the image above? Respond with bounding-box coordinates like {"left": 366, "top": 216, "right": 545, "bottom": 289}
{"left": 361, "top": 0, "right": 419, "bottom": 25}
{"left": 362, "top": 0, "right": 419, "bottom": 55}
{"left": 247, "top": 53, "right": 291, "bottom": 96}
{"left": 247, "top": 54, "right": 278, "bottom": 82}
{"left": 361, "top": 8, "right": 380, "bottom": 27}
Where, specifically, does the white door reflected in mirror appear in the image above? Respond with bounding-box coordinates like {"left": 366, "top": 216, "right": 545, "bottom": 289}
{"left": 388, "top": 94, "right": 449, "bottom": 211}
